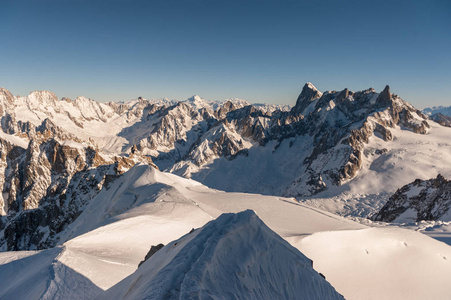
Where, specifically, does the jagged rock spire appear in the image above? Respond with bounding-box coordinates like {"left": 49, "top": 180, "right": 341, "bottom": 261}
{"left": 375, "top": 85, "right": 392, "bottom": 108}
{"left": 292, "top": 82, "right": 322, "bottom": 114}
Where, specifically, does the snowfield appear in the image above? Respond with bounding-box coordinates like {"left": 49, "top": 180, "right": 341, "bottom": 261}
{"left": 0, "top": 165, "right": 450, "bottom": 299}
{"left": 293, "top": 227, "right": 451, "bottom": 300}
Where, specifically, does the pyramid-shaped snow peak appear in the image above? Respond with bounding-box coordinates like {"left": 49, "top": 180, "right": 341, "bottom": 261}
{"left": 98, "top": 210, "right": 343, "bottom": 300}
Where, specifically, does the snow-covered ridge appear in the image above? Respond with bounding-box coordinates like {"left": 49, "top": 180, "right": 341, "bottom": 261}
{"left": 99, "top": 210, "right": 343, "bottom": 300}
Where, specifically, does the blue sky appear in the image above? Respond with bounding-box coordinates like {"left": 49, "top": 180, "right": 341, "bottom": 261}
{"left": 1, "top": 0, "right": 450, "bottom": 107}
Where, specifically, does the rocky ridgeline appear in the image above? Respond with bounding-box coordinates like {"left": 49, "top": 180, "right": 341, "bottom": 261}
{"left": 2, "top": 84, "right": 434, "bottom": 195}
{"left": 430, "top": 113, "right": 451, "bottom": 127}
{"left": 422, "top": 106, "right": 451, "bottom": 127}
{"left": 276, "top": 84, "right": 430, "bottom": 195}
{"left": 129, "top": 83, "right": 431, "bottom": 197}
{"left": 373, "top": 174, "right": 451, "bottom": 222}
{"left": 0, "top": 137, "right": 155, "bottom": 250}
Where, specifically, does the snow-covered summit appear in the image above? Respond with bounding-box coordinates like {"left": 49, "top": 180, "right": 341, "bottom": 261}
{"left": 99, "top": 210, "right": 344, "bottom": 300}
{"left": 305, "top": 81, "right": 320, "bottom": 92}
{"left": 184, "top": 94, "right": 208, "bottom": 110}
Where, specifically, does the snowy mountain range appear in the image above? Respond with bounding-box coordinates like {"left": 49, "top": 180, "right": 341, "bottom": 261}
{"left": 0, "top": 83, "right": 451, "bottom": 299}
{"left": 1, "top": 83, "right": 451, "bottom": 251}
{"left": 423, "top": 105, "right": 451, "bottom": 117}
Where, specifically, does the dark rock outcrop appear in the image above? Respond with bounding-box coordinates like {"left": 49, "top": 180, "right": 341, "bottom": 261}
{"left": 138, "top": 243, "right": 164, "bottom": 267}
{"left": 373, "top": 174, "right": 451, "bottom": 222}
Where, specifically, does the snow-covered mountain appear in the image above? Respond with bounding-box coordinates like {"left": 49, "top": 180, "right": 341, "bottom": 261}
{"left": 0, "top": 165, "right": 449, "bottom": 300}
{"left": 1, "top": 84, "right": 451, "bottom": 299}
{"left": 422, "top": 106, "right": 451, "bottom": 127}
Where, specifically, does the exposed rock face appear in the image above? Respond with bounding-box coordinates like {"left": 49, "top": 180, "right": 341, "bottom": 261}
{"left": 1, "top": 85, "right": 431, "bottom": 197}
{"left": 0, "top": 92, "right": 158, "bottom": 250}
{"left": 148, "top": 83, "right": 429, "bottom": 194}
{"left": 278, "top": 84, "right": 430, "bottom": 196}
{"left": 0, "top": 134, "right": 124, "bottom": 250}
{"left": 373, "top": 174, "right": 451, "bottom": 222}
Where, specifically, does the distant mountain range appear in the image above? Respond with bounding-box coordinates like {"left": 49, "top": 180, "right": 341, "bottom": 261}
{"left": 422, "top": 105, "right": 451, "bottom": 117}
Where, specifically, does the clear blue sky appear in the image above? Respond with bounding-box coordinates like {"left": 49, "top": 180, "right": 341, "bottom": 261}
{"left": 1, "top": 0, "right": 450, "bottom": 108}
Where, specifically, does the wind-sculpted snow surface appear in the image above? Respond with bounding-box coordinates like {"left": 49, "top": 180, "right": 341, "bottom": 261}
{"left": 98, "top": 210, "right": 344, "bottom": 300}
{"left": 294, "top": 227, "right": 451, "bottom": 300}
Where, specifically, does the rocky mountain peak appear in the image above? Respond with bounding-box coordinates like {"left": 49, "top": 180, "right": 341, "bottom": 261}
{"left": 188, "top": 95, "right": 203, "bottom": 102}
{"left": 0, "top": 83, "right": 446, "bottom": 251}
{"left": 74, "top": 95, "right": 92, "bottom": 103}
{"left": 185, "top": 95, "right": 206, "bottom": 106}
{"left": 375, "top": 85, "right": 391, "bottom": 108}
{"left": 292, "top": 82, "right": 323, "bottom": 114}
